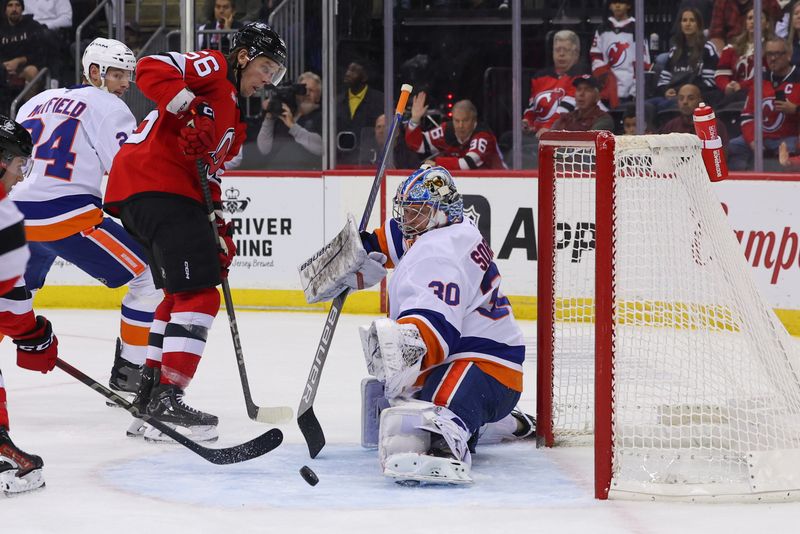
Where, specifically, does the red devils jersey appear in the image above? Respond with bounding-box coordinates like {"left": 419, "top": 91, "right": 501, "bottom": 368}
{"left": 741, "top": 66, "right": 800, "bottom": 144}
{"left": 104, "top": 50, "right": 247, "bottom": 216}
{"left": 523, "top": 66, "right": 585, "bottom": 131}
{"left": 715, "top": 45, "right": 764, "bottom": 92}
{"left": 405, "top": 121, "right": 507, "bottom": 170}
{"left": 0, "top": 187, "right": 36, "bottom": 339}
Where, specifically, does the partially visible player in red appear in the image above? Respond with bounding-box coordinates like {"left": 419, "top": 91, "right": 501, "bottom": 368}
{"left": 405, "top": 92, "right": 507, "bottom": 170}
{"left": 0, "top": 116, "right": 56, "bottom": 495}
{"left": 103, "top": 22, "right": 288, "bottom": 442}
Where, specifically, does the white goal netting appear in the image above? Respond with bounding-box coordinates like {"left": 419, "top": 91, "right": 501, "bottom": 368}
{"left": 544, "top": 133, "right": 800, "bottom": 500}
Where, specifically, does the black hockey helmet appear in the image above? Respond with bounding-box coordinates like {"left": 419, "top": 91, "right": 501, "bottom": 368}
{"left": 0, "top": 115, "right": 32, "bottom": 158}
{"left": 0, "top": 115, "right": 33, "bottom": 184}
{"left": 231, "top": 22, "right": 287, "bottom": 85}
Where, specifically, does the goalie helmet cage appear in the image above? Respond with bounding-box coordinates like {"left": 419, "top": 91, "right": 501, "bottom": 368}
{"left": 536, "top": 131, "right": 800, "bottom": 502}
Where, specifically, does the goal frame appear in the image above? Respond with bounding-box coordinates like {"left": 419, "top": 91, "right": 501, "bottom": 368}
{"left": 536, "top": 130, "right": 615, "bottom": 500}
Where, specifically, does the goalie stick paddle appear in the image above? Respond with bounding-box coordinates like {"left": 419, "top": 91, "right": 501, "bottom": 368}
{"left": 196, "top": 159, "right": 294, "bottom": 425}
{"left": 54, "top": 358, "right": 283, "bottom": 465}
{"left": 298, "top": 83, "right": 414, "bottom": 458}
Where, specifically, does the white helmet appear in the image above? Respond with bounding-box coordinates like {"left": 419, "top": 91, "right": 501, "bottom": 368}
{"left": 82, "top": 38, "right": 136, "bottom": 88}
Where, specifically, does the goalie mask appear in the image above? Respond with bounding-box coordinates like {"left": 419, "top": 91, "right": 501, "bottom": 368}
{"left": 393, "top": 165, "right": 463, "bottom": 239}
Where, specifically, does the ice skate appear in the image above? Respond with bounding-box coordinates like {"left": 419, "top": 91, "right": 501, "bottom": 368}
{"left": 143, "top": 384, "right": 218, "bottom": 443}
{"left": 107, "top": 338, "right": 143, "bottom": 406}
{"left": 0, "top": 428, "right": 45, "bottom": 496}
{"left": 510, "top": 409, "right": 536, "bottom": 439}
{"left": 126, "top": 365, "right": 160, "bottom": 437}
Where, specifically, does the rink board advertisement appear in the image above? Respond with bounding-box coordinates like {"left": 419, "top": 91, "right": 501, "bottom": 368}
{"left": 34, "top": 171, "right": 800, "bottom": 329}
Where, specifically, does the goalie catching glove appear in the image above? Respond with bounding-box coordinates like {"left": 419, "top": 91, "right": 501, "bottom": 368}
{"left": 298, "top": 214, "right": 387, "bottom": 303}
{"left": 359, "top": 318, "right": 427, "bottom": 399}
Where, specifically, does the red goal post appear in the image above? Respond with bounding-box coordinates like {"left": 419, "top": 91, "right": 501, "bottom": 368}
{"left": 536, "top": 130, "right": 800, "bottom": 502}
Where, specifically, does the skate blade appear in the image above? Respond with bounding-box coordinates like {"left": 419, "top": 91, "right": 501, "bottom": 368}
{"left": 142, "top": 423, "right": 218, "bottom": 444}
{"left": 105, "top": 390, "right": 135, "bottom": 408}
{"left": 1, "top": 468, "right": 45, "bottom": 496}
{"left": 383, "top": 453, "right": 473, "bottom": 486}
{"left": 126, "top": 418, "right": 147, "bottom": 438}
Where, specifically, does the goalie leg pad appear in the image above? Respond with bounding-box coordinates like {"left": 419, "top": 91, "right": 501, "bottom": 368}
{"left": 361, "top": 377, "right": 389, "bottom": 449}
{"left": 298, "top": 214, "right": 387, "bottom": 304}
{"left": 359, "top": 318, "right": 426, "bottom": 399}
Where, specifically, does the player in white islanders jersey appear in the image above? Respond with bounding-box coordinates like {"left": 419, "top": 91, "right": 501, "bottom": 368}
{"left": 300, "top": 165, "right": 533, "bottom": 485}
{"left": 8, "top": 38, "right": 160, "bottom": 398}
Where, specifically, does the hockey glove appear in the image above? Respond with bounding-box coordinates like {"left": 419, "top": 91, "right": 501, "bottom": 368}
{"left": 215, "top": 212, "right": 236, "bottom": 277}
{"left": 177, "top": 98, "right": 216, "bottom": 162}
{"left": 14, "top": 315, "right": 58, "bottom": 374}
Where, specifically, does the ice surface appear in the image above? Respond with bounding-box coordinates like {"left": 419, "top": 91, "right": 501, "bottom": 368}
{"left": 1, "top": 309, "right": 799, "bottom": 533}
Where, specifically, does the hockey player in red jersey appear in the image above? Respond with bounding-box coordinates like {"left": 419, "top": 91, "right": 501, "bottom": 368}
{"left": 405, "top": 92, "right": 507, "bottom": 170}
{"left": 0, "top": 116, "right": 53, "bottom": 495}
{"left": 104, "top": 22, "right": 288, "bottom": 442}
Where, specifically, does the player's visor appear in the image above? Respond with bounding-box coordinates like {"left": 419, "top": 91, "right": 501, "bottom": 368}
{"left": 254, "top": 56, "right": 286, "bottom": 86}
{"left": 2, "top": 154, "right": 32, "bottom": 179}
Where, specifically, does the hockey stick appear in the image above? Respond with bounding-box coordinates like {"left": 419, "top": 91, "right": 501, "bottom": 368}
{"left": 196, "top": 159, "right": 294, "bottom": 424}
{"left": 55, "top": 358, "right": 283, "bottom": 465}
{"left": 298, "top": 84, "right": 414, "bottom": 458}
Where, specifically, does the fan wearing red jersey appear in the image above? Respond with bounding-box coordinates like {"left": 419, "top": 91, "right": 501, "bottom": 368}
{"left": 0, "top": 116, "right": 53, "bottom": 495}
{"left": 103, "top": 22, "right": 288, "bottom": 443}
{"left": 405, "top": 92, "right": 507, "bottom": 170}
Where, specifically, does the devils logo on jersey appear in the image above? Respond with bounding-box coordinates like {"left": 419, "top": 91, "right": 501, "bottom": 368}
{"left": 532, "top": 88, "right": 566, "bottom": 123}
{"left": 734, "top": 55, "right": 752, "bottom": 81}
{"left": 761, "top": 98, "right": 784, "bottom": 133}
{"left": 606, "top": 42, "right": 630, "bottom": 68}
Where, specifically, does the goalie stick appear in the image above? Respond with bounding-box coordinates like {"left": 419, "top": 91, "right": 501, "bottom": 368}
{"left": 55, "top": 358, "right": 283, "bottom": 465}
{"left": 298, "top": 83, "right": 414, "bottom": 458}
{"left": 196, "top": 159, "right": 294, "bottom": 424}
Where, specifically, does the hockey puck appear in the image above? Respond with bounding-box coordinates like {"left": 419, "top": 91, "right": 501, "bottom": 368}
{"left": 300, "top": 465, "right": 319, "bottom": 486}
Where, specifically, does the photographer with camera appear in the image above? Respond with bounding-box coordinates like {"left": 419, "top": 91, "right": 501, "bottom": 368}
{"left": 256, "top": 71, "right": 322, "bottom": 169}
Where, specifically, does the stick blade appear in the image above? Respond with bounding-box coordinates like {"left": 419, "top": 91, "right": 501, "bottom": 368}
{"left": 205, "top": 428, "right": 284, "bottom": 465}
{"left": 298, "top": 407, "right": 326, "bottom": 458}
{"left": 254, "top": 406, "right": 294, "bottom": 424}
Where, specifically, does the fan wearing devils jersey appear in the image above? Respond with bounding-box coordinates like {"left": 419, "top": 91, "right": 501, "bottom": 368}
{"left": 10, "top": 39, "right": 160, "bottom": 399}
{"left": 405, "top": 93, "right": 506, "bottom": 170}
{"left": 728, "top": 37, "right": 800, "bottom": 171}
{"left": 522, "top": 30, "right": 587, "bottom": 135}
{"left": 590, "top": 0, "right": 650, "bottom": 101}
{"left": 104, "top": 23, "right": 288, "bottom": 443}
{"left": 0, "top": 116, "right": 53, "bottom": 496}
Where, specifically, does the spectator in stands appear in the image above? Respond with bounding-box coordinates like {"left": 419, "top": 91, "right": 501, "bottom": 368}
{"left": 23, "top": 0, "right": 69, "bottom": 30}
{"left": 256, "top": 71, "right": 322, "bottom": 169}
{"left": 523, "top": 30, "right": 586, "bottom": 137}
{"left": 0, "top": 0, "right": 45, "bottom": 103}
{"left": 621, "top": 102, "right": 655, "bottom": 135}
{"left": 658, "top": 83, "right": 729, "bottom": 146}
{"left": 550, "top": 75, "right": 614, "bottom": 133}
{"left": 655, "top": 8, "right": 720, "bottom": 109}
{"left": 784, "top": 1, "right": 800, "bottom": 65}
{"left": 198, "top": 0, "right": 244, "bottom": 54}
{"left": 336, "top": 60, "right": 384, "bottom": 166}
{"left": 715, "top": 8, "right": 772, "bottom": 107}
{"left": 727, "top": 37, "right": 800, "bottom": 170}
{"left": 406, "top": 93, "right": 506, "bottom": 170}
{"left": 358, "top": 114, "right": 420, "bottom": 168}
{"left": 590, "top": 0, "right": 650, "bottom": 107}
{"left": 708, "top": 0, "right": 780, "bottom": 54}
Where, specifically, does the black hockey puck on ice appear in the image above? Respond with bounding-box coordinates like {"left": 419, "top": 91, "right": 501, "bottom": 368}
{"left": 300, "top": 465, "right": 319, "bottom": 486}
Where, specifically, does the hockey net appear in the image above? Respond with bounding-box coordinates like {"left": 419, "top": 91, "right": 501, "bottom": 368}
{"left": 537, "top": 131, "right": 800, "bottom": 501}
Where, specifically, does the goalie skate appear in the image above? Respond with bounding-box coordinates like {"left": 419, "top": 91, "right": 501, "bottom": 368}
{"left": 383, "top": 452, "right": 472, "bottom": 486}
{"left": 143, "top": 384, "right": 219, "bottom": 444}
{"left": 0, "top": 429, "right": 45, "bottom": 496}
